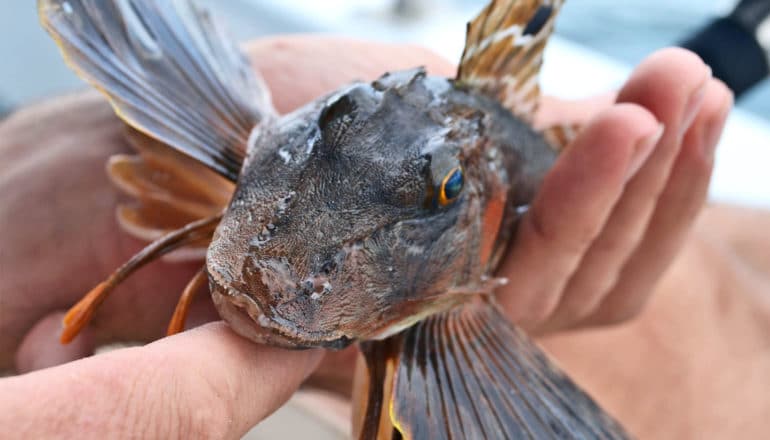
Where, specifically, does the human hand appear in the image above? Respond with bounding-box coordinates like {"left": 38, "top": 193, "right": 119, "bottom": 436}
{"left": 498, "top": 48, "right": 733, "bottom": 332}
{"left": 537, "top": 203, "right": 770, "bottom": 439}
{"left": 0, "top": 323, "right": 321, "bottom": 438}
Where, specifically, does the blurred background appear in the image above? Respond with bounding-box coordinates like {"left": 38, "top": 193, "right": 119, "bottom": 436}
{"left": 2, "top": 0, "right": 768, "bottom": 117}
{"left": 2, "top": 1, "right": 769, "bottom": 437}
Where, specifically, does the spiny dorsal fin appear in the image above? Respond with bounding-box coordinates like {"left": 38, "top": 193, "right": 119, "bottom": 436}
{"left": 39, "top": 0, "right": 274, "bottom": 180}
{"left": 385, "top": 296, "right": 630, "bottom": 439}
{"left": 458, "top": 0, "right": 565, "bottom": 123}
{"left": 542, "top": 121, "right": 582, "bottom": 151}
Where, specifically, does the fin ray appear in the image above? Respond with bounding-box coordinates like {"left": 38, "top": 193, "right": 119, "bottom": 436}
{"left": 458, "top": 0, "right": 565, "bottom": 123}
{"left": 109, "top": 128, "right": 234, "bottom": 244}
{"left": 389, "top": 297, "right": 630, "bottom": 439}
{"left": 542, "top": 121, "right": 582, "bottom": 151}
{"left": 39, "top": 0, "right": 273, "bottom": 179}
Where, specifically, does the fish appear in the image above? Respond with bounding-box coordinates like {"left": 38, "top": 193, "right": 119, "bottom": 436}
{"left": 39, "top": 0, "right": 631, "bottom": 438}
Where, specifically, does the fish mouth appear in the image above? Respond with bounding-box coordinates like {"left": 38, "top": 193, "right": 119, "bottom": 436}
{"left": 209, "top": 277, "right": 353, "bottom": 350}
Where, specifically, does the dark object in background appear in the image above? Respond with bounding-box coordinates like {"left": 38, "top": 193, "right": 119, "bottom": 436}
{"left": 0, "top": 99, "right": 10, "bottom": 120}
{"left": 681, "top": 0, "right": 770, "bottom": 98}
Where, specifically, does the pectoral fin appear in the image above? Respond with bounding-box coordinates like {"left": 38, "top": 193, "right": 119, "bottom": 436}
{"left": 367, "top": 296, "right": 630, "bottom": 439}
{"left": 458, "top": 0, "right": 565, "bottom": 123}
{"left": 39, "top": 0, "right": 273, "bottom": 180}
{"left": 110, "top": 128, "right": 234, "bottom": 246}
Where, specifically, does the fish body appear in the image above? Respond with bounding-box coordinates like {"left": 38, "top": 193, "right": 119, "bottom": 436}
{"left": 208, "top": 71, "right": 555, "bottom": 349}
{"left": 39, "top": 0, "right": 630, "bottom": 438}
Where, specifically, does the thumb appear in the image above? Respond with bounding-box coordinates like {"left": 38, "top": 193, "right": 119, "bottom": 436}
{"left": 0, "top": 322, "right": 322, "bottom": 439}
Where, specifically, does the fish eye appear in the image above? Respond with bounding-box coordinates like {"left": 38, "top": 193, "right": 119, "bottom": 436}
{"left": 438, "top": 166, "right": 464, "bottom": 206}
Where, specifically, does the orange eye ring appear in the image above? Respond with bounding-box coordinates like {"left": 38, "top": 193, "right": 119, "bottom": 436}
{"left": 438, "top": 166, "right": 464, "bottom": 206}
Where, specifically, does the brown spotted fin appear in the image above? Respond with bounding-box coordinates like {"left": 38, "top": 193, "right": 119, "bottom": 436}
{"left": 458, "top": 0, "right": 564, "bottom": 125}
{"left": 358, "top": 296, "right": 631, "bottom": 439}
{"left": 39, "top": 0, "right": 273, "bottom": 180}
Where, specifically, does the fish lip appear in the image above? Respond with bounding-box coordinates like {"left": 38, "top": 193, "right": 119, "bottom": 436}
{"left": 208, "top": 275, "right": 354, "bottom": 350}
{"left": 211, "top": 286, "right": 307, "bottom": 349}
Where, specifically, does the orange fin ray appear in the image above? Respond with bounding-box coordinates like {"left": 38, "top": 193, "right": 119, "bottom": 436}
{"left": 109, "top": 129, "right": 235, "bottom": 244}
{"left": 60, "top": 214, "right": 222, "bottom": 344}
{"left": 108, "top": 154, "right": 226, "bottom": 220}
{"left": 166, "top": 266, "right": 208, "bottom": 336}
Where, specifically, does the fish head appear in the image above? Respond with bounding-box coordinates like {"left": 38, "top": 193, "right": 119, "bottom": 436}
{"left": 206, "top": 68, "right": 531, "bottom": 349}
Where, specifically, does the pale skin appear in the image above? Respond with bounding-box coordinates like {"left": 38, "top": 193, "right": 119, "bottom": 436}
{"left": 1, "top": 36, "right": 763, "bottom": 438}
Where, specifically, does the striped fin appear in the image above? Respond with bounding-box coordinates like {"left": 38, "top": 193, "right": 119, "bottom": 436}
{"left": 383, "top": 296, "right": 630, "bottom": 439}
{"left": 39, "top": 0, "right": 273, "bottom": 180}
{"left": 458, "top": 0, "right": 565, "bottom": 123}
{"left": 109, "top": 128, "right": 233, "bottom": 258}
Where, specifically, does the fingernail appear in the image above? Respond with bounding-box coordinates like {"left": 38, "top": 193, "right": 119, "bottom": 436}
{"left": 627, "top": 123, "right": 664, "bottom": 179}
{"left": 680, "top": 68, "right": 712, "bottom": 137}
{"left": 703, "top": 95, "right": 732, "bottom": 160}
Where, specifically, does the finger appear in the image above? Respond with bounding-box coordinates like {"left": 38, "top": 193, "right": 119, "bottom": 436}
{"left": 0, "top": 93, "right": 203, "bottom": 363}
{"left": 539, "top": 50, "right": 713, "bottom": 330}
{"left": 0, "top": 323, "right": 323, "bottom": 439}
{"left": 534, "top": 93, "right": 617, "bottom": 129}
{"left": 497, "top": 104, "right": 662, "bottom": 326}
{"left": 15, "top": 311, "right": 95, "bottom": 373}
{"left": 245, "top": 35, "right": 455, "bottom": 113}
{"left": 584, "top": 79, "right": 733, "bottom": 325}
